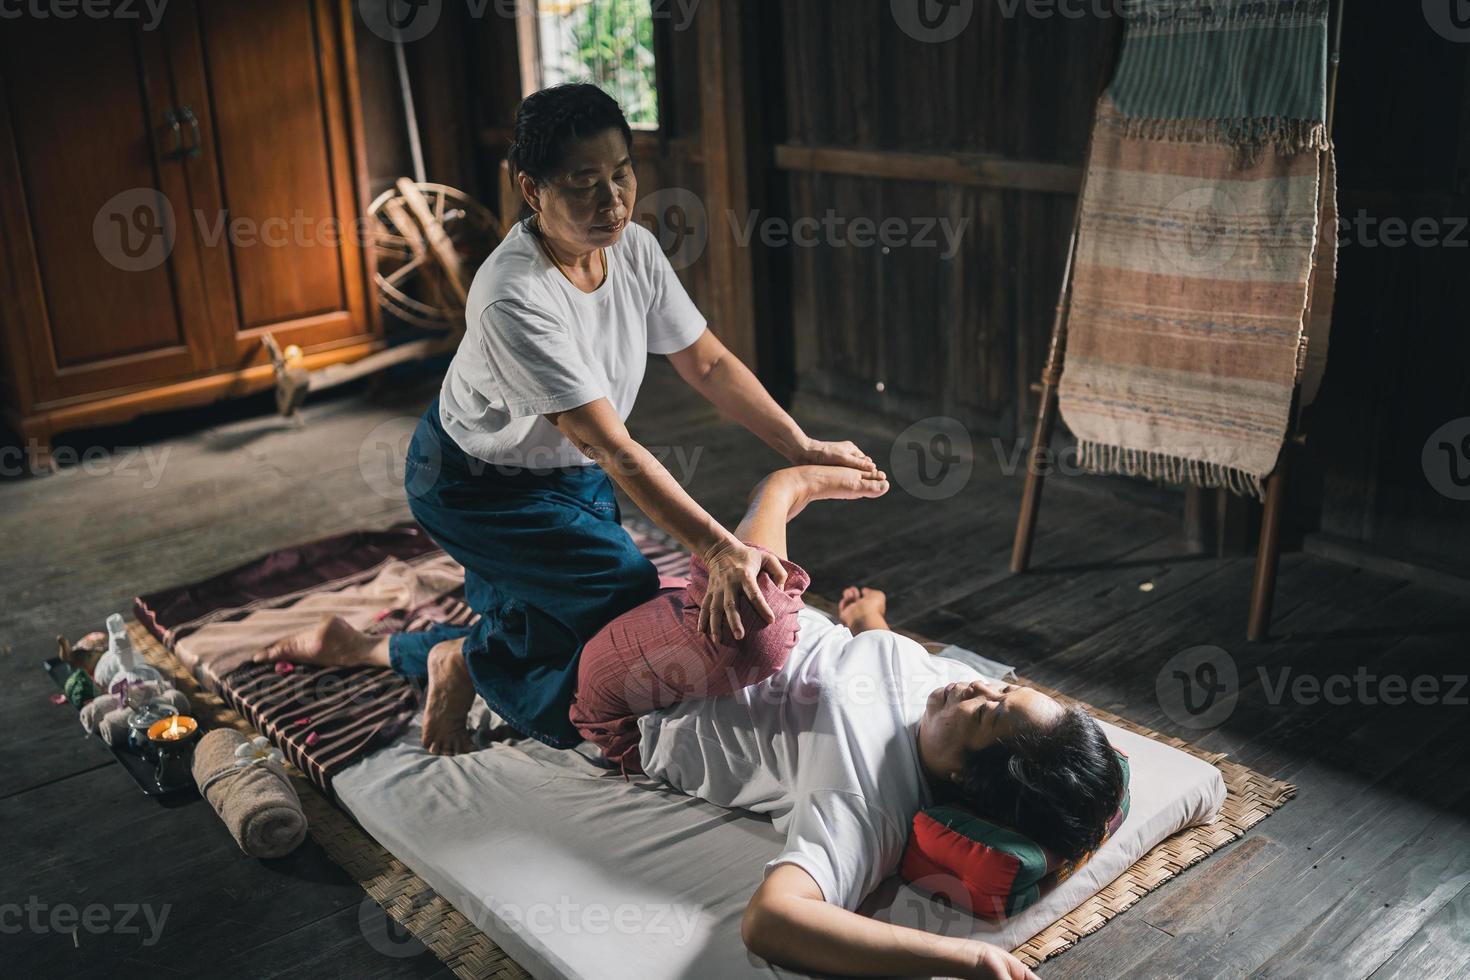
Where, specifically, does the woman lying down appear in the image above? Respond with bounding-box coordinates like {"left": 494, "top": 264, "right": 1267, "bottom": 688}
{"left": 566, "top": 464, "right": 1127, "bottom": 980}
{"left": 258, "top": 464, "right": 1122, "bottom": 978}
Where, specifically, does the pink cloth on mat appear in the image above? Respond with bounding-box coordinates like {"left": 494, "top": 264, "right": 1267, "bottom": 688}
{"left": 569, "top": 543, "right": 810, "bottom": 772}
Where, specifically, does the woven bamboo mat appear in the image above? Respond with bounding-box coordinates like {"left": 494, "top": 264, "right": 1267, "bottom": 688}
{"left": 129, "top": 606, "right": 1294, "bottom": 976}
{"left": 127, "top": 620, "right": 530, "bottom": 980}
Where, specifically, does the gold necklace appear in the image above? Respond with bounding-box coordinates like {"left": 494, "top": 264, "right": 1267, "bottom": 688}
{"left": 532, "top": 216, "right": 607, "bottom": 290}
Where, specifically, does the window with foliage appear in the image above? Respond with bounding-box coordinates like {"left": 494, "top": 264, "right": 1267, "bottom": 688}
{"left": 535, "top": 0, "right": 660, "bottom": 129}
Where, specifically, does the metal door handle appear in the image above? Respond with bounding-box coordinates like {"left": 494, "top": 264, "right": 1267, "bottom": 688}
{"left": 179, "top": 105, "right": 202, "bottom": 159}
{"left": 163, "top": 109, "right": 183, "bottom": 158}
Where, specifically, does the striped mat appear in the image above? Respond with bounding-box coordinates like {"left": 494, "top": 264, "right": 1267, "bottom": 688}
{"left": 1057, "top": 0, "right": 1338, "bottom": 499}
{"left": 133, "top": 522, "right": 689, "bottom": 794}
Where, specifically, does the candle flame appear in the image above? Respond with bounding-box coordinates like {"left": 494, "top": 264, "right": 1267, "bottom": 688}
{"left": 149, "top": 715, "right": 197, "bottom": 741}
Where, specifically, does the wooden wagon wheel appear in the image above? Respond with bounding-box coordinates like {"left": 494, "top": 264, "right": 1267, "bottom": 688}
{"left": 367, "top": 181, "right": 500, "bottom": 330}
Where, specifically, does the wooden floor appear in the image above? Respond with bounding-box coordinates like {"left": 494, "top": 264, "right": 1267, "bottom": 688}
{"left": 3, "top": 363, "right": 1468, "bottom": 979}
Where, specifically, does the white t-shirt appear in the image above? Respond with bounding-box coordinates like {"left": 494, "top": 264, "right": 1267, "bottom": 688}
{"left": 636, "top": 608, "right": 980, "bottom": 910}
{"left": 439, "top": 219, "right": 707, "bottom": 468}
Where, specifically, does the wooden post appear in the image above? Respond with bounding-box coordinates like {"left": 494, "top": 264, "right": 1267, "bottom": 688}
{"left": 1010, "top": 258, "right": 1079, "bottom": 574}
{"left": 1248, "top": 462, "right": 1290, "bottom": 640}
{"left": 696, "top": 0, "right": 759, "bottom": 369}
{"left": 1247, "top": 0, "right": 1344, "bottom": 641}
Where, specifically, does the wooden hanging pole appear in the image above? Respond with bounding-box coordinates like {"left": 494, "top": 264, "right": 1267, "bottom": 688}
{"left": 1246, "top": 0, "right": 1346, "bottom": 642}
{"left": 1009, "top": 182, "right": 1087, "bottom": 574}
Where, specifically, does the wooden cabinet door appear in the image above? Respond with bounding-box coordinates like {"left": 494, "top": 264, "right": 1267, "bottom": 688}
{"left": 0, "top": 16, "right": 219, "bottom": 406}
{"left": 165, "top": 0, "right": 376, "bottom": 372}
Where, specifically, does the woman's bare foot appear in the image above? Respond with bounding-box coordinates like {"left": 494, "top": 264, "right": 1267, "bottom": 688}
{"left": 421, "top": 638, "right": 476, "bottom": 756}
{"left": 759, "top": 464, "right": 890, "bottom": 521}
{"left": 839, "top": 586, "right": 889, "bottom": 634}
{"left": 252, "top": 615, "right": 390, "bottom": 668}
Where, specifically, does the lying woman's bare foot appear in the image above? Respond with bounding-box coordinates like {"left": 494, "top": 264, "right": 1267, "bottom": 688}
{"left": 762, "top": 464, "right": 889, "bottom": 520}
{"left": 421, "top": 637, "right": 476, "bottom": 756}
{"left": 252, "top": 615, "right": 390, "bottom": 668}
{"left": 839, "top": 586, "right": 889, "bottom": 634}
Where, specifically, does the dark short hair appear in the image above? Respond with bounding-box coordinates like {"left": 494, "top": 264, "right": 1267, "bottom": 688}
{"left": 507, "top": 83, "right": 634, "bottom": 185}
{"left": 957, "top": 705, "right": 1125, "bottom": 863}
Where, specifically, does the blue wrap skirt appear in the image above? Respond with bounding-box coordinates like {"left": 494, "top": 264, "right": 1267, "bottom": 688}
{"left": 390, "top": 396, "right": 660, "bottom": 747}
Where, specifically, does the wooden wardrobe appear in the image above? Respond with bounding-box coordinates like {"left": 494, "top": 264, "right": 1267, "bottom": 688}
{"left": 0, "top": 0, "right": 380, "bottom": 455}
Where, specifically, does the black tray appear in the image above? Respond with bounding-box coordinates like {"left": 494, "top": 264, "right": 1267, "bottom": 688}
{"left": 44, "top": 657, "right": 201, "bottom": 806}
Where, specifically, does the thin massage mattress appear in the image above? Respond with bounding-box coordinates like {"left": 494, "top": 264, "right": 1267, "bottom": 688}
{"left": 333, "top": 606, "right": 1227, "bottom": 980}
{"left": 132, "top": 526, "right": 1228, "bottom": 977}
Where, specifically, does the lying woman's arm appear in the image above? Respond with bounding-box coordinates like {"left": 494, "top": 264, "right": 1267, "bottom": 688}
{"left": 742, "top": 865, "right": 1039, "bottom": 980}
{"left": 549, "top": 396, "right": 784, "bottom": 641}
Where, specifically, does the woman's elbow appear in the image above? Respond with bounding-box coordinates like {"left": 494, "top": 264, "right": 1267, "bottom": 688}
{"left": 740, "top": 895, "right": 781, "bottom": 961}
{"left": 571, "top": 430, "right": 637, "bottom": 471}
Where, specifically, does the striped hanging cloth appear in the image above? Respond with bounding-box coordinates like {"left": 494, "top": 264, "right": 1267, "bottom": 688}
{"left": 1057, "top": 0, "right": 1338, "bottom": 499}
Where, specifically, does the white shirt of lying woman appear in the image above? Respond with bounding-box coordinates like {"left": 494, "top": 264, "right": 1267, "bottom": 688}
{"left": 636, "top": 607, "right": 1065, "bottom": 911}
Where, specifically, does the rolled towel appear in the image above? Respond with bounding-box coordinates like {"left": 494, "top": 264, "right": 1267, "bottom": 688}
{"left": 79, "top": 693, "right": 121, "bottom": 735}
{"left": 191, "top": 729, "right": 307, "bottom": 859}
{"left": 97, "top": 707, "right": 133, "bottom": 747}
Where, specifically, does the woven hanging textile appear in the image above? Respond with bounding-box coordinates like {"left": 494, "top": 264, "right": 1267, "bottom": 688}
{"left": 1058, "top": 0, "right": 1338, "bottom": 499}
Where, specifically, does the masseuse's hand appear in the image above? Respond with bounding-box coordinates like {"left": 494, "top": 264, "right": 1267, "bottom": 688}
{"left": 699, "top": 539, "right": 788, "bottom": 643}
{"left": 789, "top": 435, "right": 877, "bottom": 474}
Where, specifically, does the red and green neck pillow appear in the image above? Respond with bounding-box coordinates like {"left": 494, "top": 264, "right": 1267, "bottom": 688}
{"left": 900, "top": 748, "right": 1130, "bottom": 921}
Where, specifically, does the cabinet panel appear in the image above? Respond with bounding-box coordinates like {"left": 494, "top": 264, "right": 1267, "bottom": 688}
{"left": 171, "top": 0, "right": 374, "bottom": 369}
{"left": 198, "top": 0, "right": 345, "bottom": 327}
{"left": 0, "top": 16, "right": 216, "bottom": 403}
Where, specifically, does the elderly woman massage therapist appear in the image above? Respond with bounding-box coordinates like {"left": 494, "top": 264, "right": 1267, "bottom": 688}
{"left": 256, "top": 83, "right": 877, "bottom": 754}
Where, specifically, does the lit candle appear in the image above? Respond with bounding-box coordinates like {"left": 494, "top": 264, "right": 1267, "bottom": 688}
{"left": 149, "top": 715, "right": 201, "bottom": 793}
{"left": 148, "top": 715, "right": 198, "bottom": 741}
